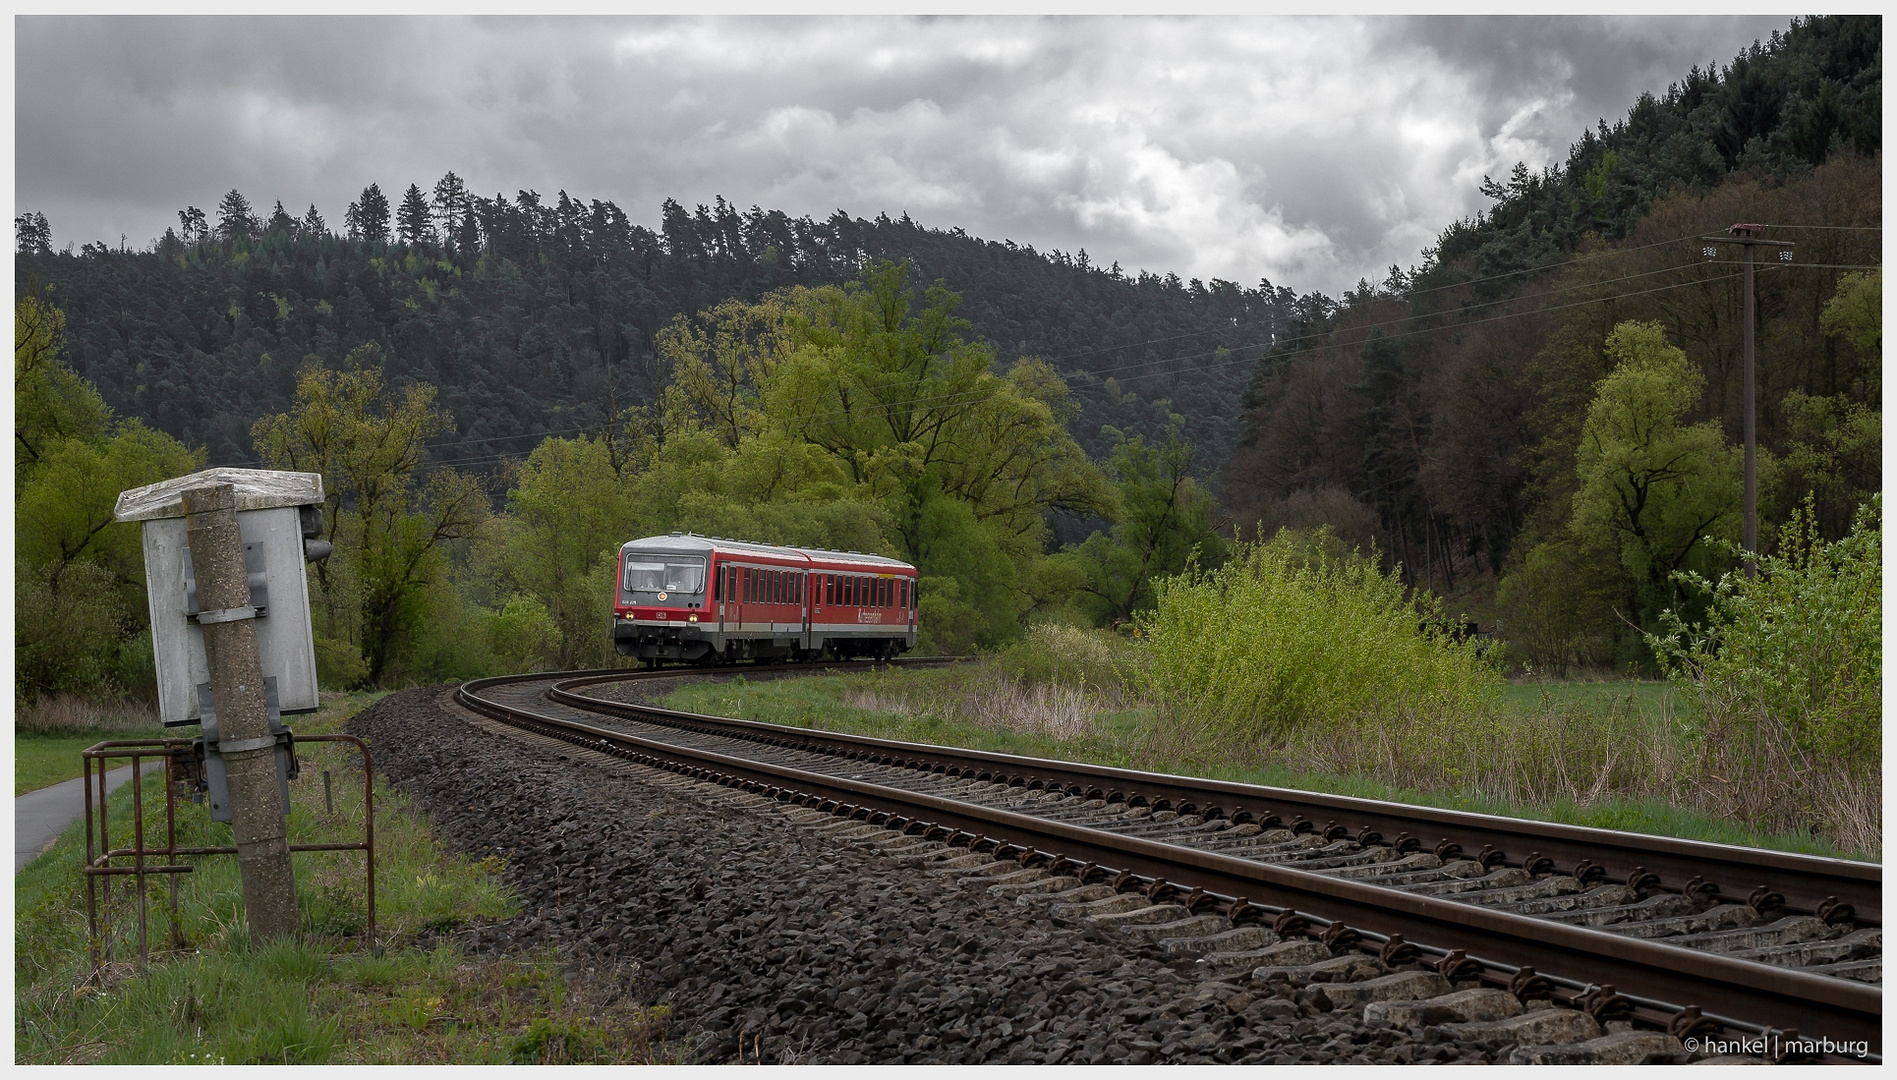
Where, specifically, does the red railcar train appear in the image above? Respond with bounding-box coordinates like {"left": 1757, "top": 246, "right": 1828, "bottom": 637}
{"left": 612, "top": 532, "right": 918, "bottom": 665}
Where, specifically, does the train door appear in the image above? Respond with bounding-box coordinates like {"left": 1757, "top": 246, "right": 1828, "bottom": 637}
{"left": 801, "top": 570, "right": 812, "bottom": 649}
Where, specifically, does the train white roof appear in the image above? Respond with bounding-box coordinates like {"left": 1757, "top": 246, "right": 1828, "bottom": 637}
{"left": 619, "top": 533, "right": 913, "bottom": 570}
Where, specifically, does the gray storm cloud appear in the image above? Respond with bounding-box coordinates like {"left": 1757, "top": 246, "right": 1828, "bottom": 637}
{"left": 17, "top": 14, "right": 1789, "bottom": 296}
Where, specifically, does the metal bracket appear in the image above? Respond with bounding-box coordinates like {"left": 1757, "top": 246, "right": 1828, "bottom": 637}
{"left": 183, "top": 541, "right": 270, "bottom": 621}
{"left": 195, "top": 606, "right": 258, "bottom": 624}
{"left": 174, "top": 676, "right": 298, "bottom": 821}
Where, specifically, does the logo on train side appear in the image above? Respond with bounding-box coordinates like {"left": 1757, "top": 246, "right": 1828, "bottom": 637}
{"left": 858, "top": 611, "right": 882, "bottom": 624}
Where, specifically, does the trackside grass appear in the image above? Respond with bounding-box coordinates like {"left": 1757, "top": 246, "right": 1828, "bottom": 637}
{"left": 14, "top": 691, "right": 684, "bottom": 1064}
{"left": 656, "top": 660, "right": 1862, "bottom": 861}
{"left": 16, "top": 729, "right": 169, "bottom": 796}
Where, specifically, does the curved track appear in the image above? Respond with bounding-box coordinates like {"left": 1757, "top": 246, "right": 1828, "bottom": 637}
{"left": 457, "top": 663, "right": 1881, "bottom": 1060}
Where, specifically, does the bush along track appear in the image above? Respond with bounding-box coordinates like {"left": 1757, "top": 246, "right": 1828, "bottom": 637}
{"left": 349, "top": 686, "right": 1796, "bottom": 1064}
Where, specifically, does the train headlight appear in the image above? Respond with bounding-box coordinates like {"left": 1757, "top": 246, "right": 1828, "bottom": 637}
{"left": 688, "top": 614, "right": 698, "bottom": 623}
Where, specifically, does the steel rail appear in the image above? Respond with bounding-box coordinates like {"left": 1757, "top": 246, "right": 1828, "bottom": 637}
{"left": 545, "top": 669, "right": 1879, "bottom": 925}
{"left": 457, "top": 669, "right": 1881, "bottom": 1056}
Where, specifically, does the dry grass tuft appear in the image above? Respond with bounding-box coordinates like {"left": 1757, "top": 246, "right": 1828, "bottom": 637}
{"left": 846, "top": 672, "right": 1104, "bottom": 742}
{"left": 16, "top": 693, "right": 160, "bottom": 734}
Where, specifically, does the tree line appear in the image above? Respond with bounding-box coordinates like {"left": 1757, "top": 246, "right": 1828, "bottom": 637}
{"left": 15, "top": 175, "right": 1304, "bottom": 520}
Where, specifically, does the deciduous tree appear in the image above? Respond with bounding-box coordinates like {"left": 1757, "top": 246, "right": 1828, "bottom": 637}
{"left": 1570, "top": 321, "right": 1748, "bottom": 625}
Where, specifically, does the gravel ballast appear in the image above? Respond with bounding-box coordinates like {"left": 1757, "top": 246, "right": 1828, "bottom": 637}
{"left": 347, "top": 686, "right": 1698, "bottom": 1065}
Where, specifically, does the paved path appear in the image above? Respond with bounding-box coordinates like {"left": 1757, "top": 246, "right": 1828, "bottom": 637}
{"left": 16, "top": 760, "right": 165, "bottom": 872}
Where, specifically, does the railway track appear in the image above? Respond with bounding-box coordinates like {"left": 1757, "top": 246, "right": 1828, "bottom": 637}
{"left": 457, "top": 662, "right": 1881, "bottom": 1062}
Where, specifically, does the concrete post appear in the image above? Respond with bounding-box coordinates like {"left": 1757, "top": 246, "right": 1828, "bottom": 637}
{"left": 183, "top": 483, "right": 298, "bottom": 941}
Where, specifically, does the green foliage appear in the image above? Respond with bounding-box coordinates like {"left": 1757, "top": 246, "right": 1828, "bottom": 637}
{"left": 1648, "top": 496, "right": 1880, "bottom": 848}
{"left": 14, "top": 295, "right": 202, "bottom": 702}
{"left": 489, "top": 435, "right": 628, "bottom": 668}
{"left": 511, "top": 1017, "right": 608, "bottom": 1065}
{"left": 15, "top": 295, "right": 107, "bottom": 479}
{"left": 253, "top": 355, "right": 489, "bottom": 686}
{"left": 1819, "top": 267, "right": 1880, "bottom": 357}
{"left": 1133, "top": 527, "right": 1503, "bottom": 742}
{"left": 488, "top": 595, "right": 563, "bottom": 674}
{"left": 1773, "top": 388, "right": 1880, "bottom": 541}
{"left": 1493, "top": 536, "right": 1626, "bottom": 676}
{"left": 14, "top": 558, "right": 131, "bottom": 697}
{"left": 996, "top": 623, "right": 1146, "bottom": 702}
{"left": 1570, "top": 321, "right": 1746, "bottom": 622}
{"left": 628, "top": 260, "right": 1111, "bottom": 654}
{"left": 1071, "top": 419, "right": 1227, "bottom": 626}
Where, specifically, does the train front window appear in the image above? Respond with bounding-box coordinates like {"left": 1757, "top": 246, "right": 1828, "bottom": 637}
{"left": 622, "top": 555, "right": 706, "bottom": 595}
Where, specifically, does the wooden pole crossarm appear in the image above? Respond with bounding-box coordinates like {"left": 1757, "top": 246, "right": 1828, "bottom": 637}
{"left": 1698, "top": 235, "right": 1796, "bottom": 247}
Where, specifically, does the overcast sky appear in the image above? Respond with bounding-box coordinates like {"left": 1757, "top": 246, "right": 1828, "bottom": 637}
{"left": 17, "top": 14, "right": 1793, "bottom": 296}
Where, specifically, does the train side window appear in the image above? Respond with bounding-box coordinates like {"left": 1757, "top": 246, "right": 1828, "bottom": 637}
{"left": 746, "top": 568, "right": 754, "bottom": 603}
{"left": 773, "top": 570, "right": 782, "bottom": 605}
{"left": 850, "top": 576, "right": 859, "bottom": 606}
{"left": 713, "top": 567, "right": 722, "bottom": 601}
{"left": 875, "top": 577, "right": 884, "bottom": 608}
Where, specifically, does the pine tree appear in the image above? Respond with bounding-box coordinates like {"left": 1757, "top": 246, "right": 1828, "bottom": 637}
{"left": 15, "top": 212, "right": 50, "bottom": 255}
{"left": 432, "top": 171, "right": 470, "bottom": 244}
{"left": 300, "top": 203, "right": 326, "bottom": 238}
{"left": 268, "top": 200, "right": 297, "bottom": 235}
{"left": 353, "top": 183, "right": 390, "bottom": 244}
{"left": 216, "top": 189, "right": 261, "bottom": 243}
{"left": 177, "top": 206, "right": 209, "bottom": 245}
{"left": 397, "top": 183, "right": 434, "bottom": 246}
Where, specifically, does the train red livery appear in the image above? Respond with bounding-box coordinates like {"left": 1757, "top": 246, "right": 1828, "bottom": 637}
{"left": 612, "top": 532, "right": 918, "bottom": 665}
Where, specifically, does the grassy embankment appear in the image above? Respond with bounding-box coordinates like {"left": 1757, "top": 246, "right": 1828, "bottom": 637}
{"left": 656, "top": 654, "right": 1860, "bottom": 861}
{"left": 15, "top": 691, "right": 685, "bottom": 1065}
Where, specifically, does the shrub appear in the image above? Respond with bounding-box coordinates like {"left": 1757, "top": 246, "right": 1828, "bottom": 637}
{"left": 488, "top": 595, "right": 563, "bottom": 674}
{"left": 996, "top": 623, "right": 1144, "bottom": 705}
{"left": 1649, "top": 495, "right": 1880, "bottom": 851}
{"left": 15, "top": 558, "right": 132, "bottom": 699}
{"left": 1133, "top": 528, "right": 1503, "bottom": 744}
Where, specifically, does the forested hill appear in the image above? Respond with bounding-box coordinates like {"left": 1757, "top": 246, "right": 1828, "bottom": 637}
{"left": 1223, "top": 14, "right": 1880, "bottom": 671}
{"left": 15, "top": 195, "right": 1297, "bottom": 480}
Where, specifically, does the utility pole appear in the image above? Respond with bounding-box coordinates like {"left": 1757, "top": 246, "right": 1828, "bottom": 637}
{"left": 1700, "top": 224, "right": 1793, "bottom": 575}
{"left": 183, "top": 483, "right": 299, "bottom": 940}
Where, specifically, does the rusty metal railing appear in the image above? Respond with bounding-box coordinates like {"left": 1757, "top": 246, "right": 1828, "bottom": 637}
{"left": 82, "top": 734, "right": 375, "bottom": 970}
